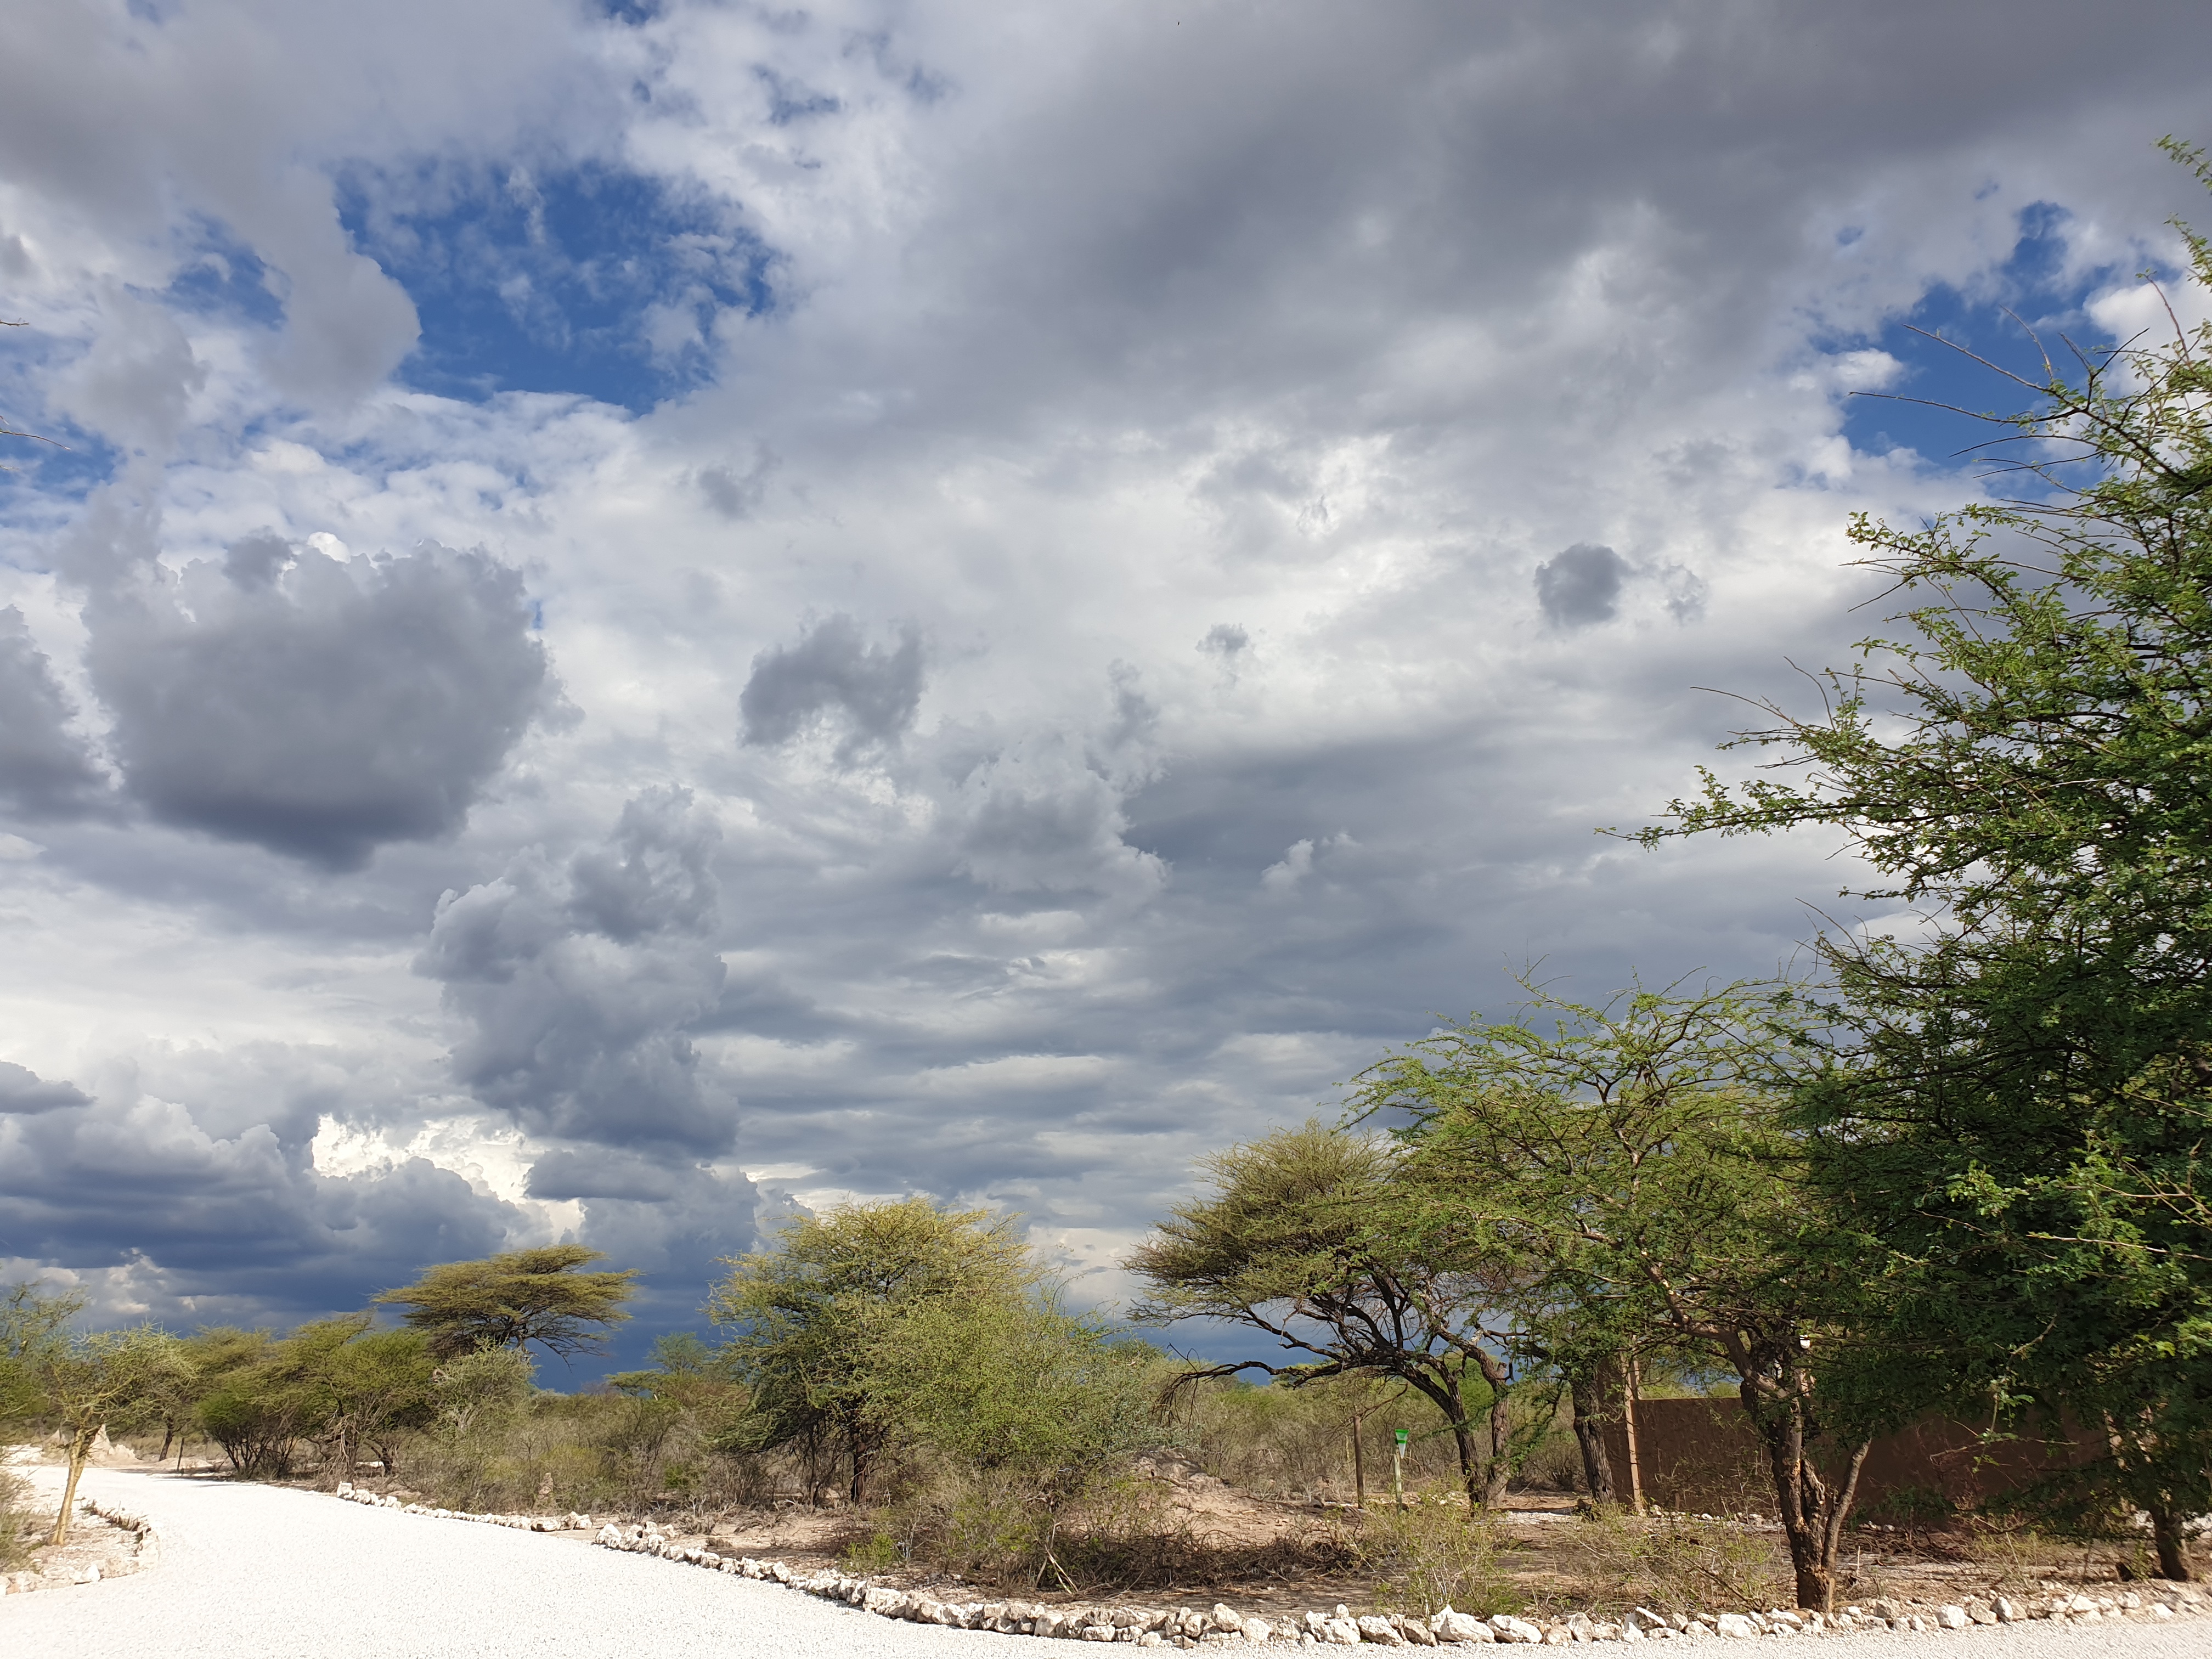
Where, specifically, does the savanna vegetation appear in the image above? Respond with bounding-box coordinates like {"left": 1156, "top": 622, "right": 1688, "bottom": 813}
{"left": 9, "top": 144, "right": 2212, "bottom": 1618}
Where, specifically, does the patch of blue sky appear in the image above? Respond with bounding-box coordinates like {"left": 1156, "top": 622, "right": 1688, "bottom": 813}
{"left": 0, "top": 335, "right": 121, "bottom": 510}
{"left": 163, "top": 218, "right": 286, "bottom": 329}
{"left": 339, "top": 160, "right": 775, "bottom": 414}
{"left": 1833, "top": 201, "right": 2147, "bottom": 489}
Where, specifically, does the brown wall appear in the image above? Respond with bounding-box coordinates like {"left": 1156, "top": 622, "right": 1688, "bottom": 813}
{"left": 1596, "top": 1395, "right": 2089, "bottom": 1517}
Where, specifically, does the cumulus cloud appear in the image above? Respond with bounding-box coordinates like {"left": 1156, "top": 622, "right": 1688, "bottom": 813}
{"left": 0, "top": 607, "right": 105, "bottom": 820}
{"left": 83, "top": 538, "right": 549, "bottom": 868}
{"left": 419, "top": 788, "right": 732, "bottom": 1154}
{"left": 1534, "top": 543, "right": 1633, "bottom": 629}
{"left": 6, "top": 0, "right": 2212, "bottom": 1361}
{"left": 740, "top": 614, "right": 924, "bottom": 760}
{"left": 0, "top": 1054, "right": 526, "bottom": 1327}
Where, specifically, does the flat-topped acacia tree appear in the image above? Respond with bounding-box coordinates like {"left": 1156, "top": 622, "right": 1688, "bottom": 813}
{"left": 1126, "top": 1121, "right": 1526, "bottom": 1513}
{"left": 372, "top": 1245, "right": 639, "bottom": 1362}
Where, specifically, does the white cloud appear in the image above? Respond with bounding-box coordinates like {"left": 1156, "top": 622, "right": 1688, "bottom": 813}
{"left": 3, "top": 0, "right": 2210, "bottom": 1368}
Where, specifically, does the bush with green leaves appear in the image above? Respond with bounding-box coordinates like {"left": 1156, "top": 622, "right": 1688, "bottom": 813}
{"left": 1356, "top": 1485, "right": 1521, "bottom": 1618}
{"left": 855, "top": 1295, "right": 1160, "bottom": 1588}
{"left": 708, "top": 1198, "right": 1038, "bottom": 1505}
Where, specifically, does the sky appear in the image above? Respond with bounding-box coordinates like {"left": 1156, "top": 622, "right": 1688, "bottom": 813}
{"left": 3, "top": 1, "right": 2211, "bottom": 1378}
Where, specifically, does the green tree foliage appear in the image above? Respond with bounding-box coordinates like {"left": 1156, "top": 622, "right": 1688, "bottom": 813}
{"left": 1349, "top": 983, "right": 1872, "bottom": 1612}
{"left": 188, "top": 1319, "right": 437, "bottom": 1479}
{"left": 0, "top": 1280, "right": 84, "bottom": 1430}
{"left": 707, "top": 1198, "right": 1036, "bottom": 1504}
{"left": 1639, "top": 141, "right": 2212, "bottom": 1581}
{"left": 1126, "top": 1122, "right": 1523, "bottom": 1510}
{"left": 36, "top": 1325, "right": 182, "bottom": 1545}
{"left": 856, "top": 1297, "right": 1158, "bottom": 1588}
{"left": 371, "top": 1245, "right": 639, "bottom": 1362}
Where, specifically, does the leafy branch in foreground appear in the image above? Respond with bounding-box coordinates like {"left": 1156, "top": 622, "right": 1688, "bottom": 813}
{"left": 1634, "top": 136, "right": 2212, "bottom": 1581}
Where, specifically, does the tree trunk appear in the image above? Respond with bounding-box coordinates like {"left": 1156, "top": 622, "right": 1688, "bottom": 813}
{"left": 2150, "top": 1502, "right": 2195, "bottom": 1582}
{"left": 1406, "top": 1371, "right": 1483, "bottom": 1510}
{"left": 1351, "top": 1408, "right": 1367, "bottom": 1510}
{"left": 1622, "top": 1355, "right": 1645, "bottom": 1515}
{"left": 1741, "top": 1377, "right": 1869, "bottom": 1613}
{"left": 1568, "top": 1371, "right": 1617, "bottom": 1504}
{"left": 1469, "top": 1349, "right": 1513, "bottom": 1510}
{"left": 49, "top": 1427, "right": 92, "bottom": 1547}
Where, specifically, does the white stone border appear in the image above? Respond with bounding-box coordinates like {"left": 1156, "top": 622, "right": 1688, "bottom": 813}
{"left": 334, "top": 1481, "right": 594, "bottom": 1533}
{"left": 320, "top": 1490, "right": 2212, "bottom": 1647}
{"left": 0, "top": 1494, "right": 162, "bottom": 1594}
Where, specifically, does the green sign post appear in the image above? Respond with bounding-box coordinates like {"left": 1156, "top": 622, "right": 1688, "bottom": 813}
{"left": 1392, "top": 1428, "right": 1408, "bottom": 1510}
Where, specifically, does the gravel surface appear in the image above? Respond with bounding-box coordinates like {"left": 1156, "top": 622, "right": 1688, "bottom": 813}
{"left": 4, "top": 1466, "right": 2208, "bottom": 1659}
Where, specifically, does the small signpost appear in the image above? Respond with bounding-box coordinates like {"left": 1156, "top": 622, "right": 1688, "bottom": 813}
{"left": 1392, "top": 1427, "right": 1409, "bottom": 1510}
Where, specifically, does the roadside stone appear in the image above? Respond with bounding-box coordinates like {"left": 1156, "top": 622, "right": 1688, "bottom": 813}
{"left": 1324, "top": 1622, "right": 1364, "bottom": 1648}
{"left": 1434, "top": 1610, "right": 1494, "bottom": 1644}
{"left": 1937, "top": 1606, "right": 1968, "bottom": 1630}
{"left": 1396, "top": 1615, "right": 1437, "bottom": 1646}
{"left": 1491, "top": 1616, "right": 1544, "bottom": 1645}
{"left": 1358, "top": 1616, "right": 1407, "bottom": 1645}
{"left": 1993, "top": 1598, "right": 2023, "bottom": 1623}
{"left": 1711, "top": 1615, "right": 1756, "bottom": 1641}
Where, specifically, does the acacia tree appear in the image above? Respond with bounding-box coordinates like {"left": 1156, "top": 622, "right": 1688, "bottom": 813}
{"left": 37, "top": 1326, "right": 182, "bottom": 1545}
{"left": 371, "top": 1246, "right": 637, "bottom": 1362}
{"left": 1354, "top": 983, "right": 1874, "bottom": 1612}
{"left": 1126, "top": 1122, "right": 1524, "bottom": 1510}
{"left": 707, "top": 1198, "right": 1036, "bottom": 1505}
{"left": 1640, "top": 141, "right": 2212, "bottom": 1581}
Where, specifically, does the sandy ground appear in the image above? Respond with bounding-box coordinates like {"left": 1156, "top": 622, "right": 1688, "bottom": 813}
{"left": 4, "top": 1464, "right": 2209, "bottom": 1659}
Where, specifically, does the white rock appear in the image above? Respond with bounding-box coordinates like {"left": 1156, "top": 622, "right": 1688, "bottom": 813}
{"left": 1324, "top": 1619, "right": 1364, "bottom": 1646}
{"left": 1435, "top": 1611, "right": 1494, "bottom": 1644}
{"left": 1245, "top": 1619, "right": 1275, "bottom": 1644}
{"left": 1938, "top": 1606, "right": 1968, "bottom": 1630}
{"left": 1358, "top": 1617, "right": 1406, "bottom": 1645}
{"left": 2152, "top": 1605, "right": 2174, "bottom": 1620}
{"left": 1711, "top": 1616, "right": 1756, "bottom": 1641}
{"left": 1491, "top": 1618, "right": 1544, "bottom": 1645}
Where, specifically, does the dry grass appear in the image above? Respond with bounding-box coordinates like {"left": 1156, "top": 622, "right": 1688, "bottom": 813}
{"left": 1355, "top": 1485, "right": 1523, "bottom": 1617}
{"left": 1547, "top": 1509, "right": 1790, "bottom": 1616}
{"left": 0, "top": 1464, "right": 39, "bottom": 1571}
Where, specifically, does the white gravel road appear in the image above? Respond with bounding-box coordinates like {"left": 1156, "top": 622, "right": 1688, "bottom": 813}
{"left": 4, "top": 1466, "right": 2209, "bottom": 1659}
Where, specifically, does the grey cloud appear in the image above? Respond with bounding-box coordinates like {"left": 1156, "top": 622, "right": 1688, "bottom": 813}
{"left": 1535, "top": 543, "right": 1632, "bottom": 628}
{"left": 740, "top": 614, "right": 924, "bottom": 760}
{"left": 0, "top": 607, "right": 106, "bottom": 820}
{"left": 420, "top": 788, "right": 733, "bottom": 1154}
{"left": 1199, "top": 623, "right": 1250, "bottom": 659}
{"left": 84, "top": 539, "right": 549, "bottom": 869}
{"left": 697, "top": 448, "right": 779, "bottom": 519}
{"left": 47, "top": 286, "right": 206, "bottom": 458}
{"left": 0, "top": 1060, "right": 89, "bottom": 1114}
{"left": 0, "top": 1056, "right": 522, "bottom": 1324}
{"left": 950, "top": 735, "right": 1166, "bottom": 899}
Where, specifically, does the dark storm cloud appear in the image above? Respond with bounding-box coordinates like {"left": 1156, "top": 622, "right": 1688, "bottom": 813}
{"left": 84, "top": 538, "right": 549, "bottom": 868}
{"left": 0, "top": 1057, "right": 522, "bottom": 1322}
{"left": 1535, "top": 543, "right": 1632, "bottom": 629}
{"left": 0, "top": 607, "right": 106, "bottom": 820}
{"left": 419, "top": 788, "right": 733, "bottom": 1154}
{"left": 740, "top": 614, "right": 924, "bottom": 760}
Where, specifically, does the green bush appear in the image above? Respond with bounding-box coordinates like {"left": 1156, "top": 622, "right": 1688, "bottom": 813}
{"left": 1356, "top": 1484, "right": 1521, "bottom": 1618}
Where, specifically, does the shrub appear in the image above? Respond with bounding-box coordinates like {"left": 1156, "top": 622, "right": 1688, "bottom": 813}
{"left": 1553, "top": 1509, "right": 1789, "bottom": 1616}
{"left": 1356, "top": 1485, "right": 1521, "bottom": 1618}
{"left": 0, "top": 1464, "right": 36, "bottom": 1572}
